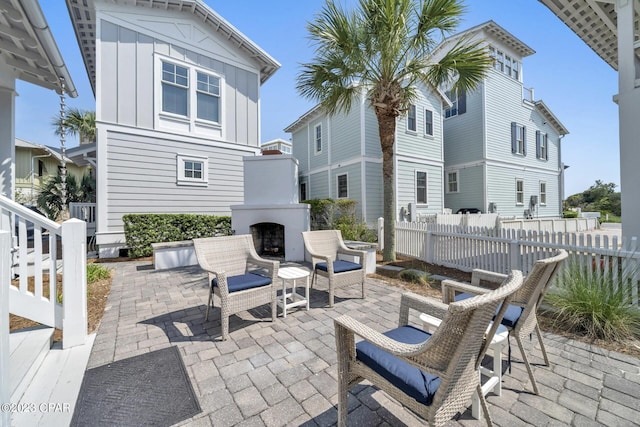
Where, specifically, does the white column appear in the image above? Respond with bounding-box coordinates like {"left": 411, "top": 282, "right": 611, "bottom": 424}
{"left": 0, "top": 231, "right": 10, "bottom": 427}
{"left": 0, "top": 87, "right": 16, "bottom": 199}
{"left": 61, "top": 219, "right": 87, "bottom": 348}
{"left": 616, "top": 0, "right": 640, "bottom": 241}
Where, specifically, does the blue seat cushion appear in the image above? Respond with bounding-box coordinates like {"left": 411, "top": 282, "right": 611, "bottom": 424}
{"left": 356, "top": 325, "right": 441, "bottom": 406}
{"left": 315, "top": 260, "right": 362, "bottom": 273}
{"left": 212, "top": 273, "right": 271, "bottom": 293}
{"left": 455, "top": 292, "right": 524, "bottom": 328}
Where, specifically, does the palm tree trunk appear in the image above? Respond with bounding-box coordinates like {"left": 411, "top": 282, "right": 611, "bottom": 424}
{"left": 377, "top": 110, "right": 397, "bottom": 262}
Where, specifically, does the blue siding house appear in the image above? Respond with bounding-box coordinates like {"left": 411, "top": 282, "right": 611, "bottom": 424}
{"left": 285, "top": 85, "right": 450, "bottom": 224}
{"left": 438, "top": 21, "right": 569, "bottom": 218}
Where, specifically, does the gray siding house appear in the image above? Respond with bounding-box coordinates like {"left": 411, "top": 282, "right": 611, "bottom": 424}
{"left": 285, "top": 85, "right": 449, "bottom": 225}
{"left": 438, "top": 21, "right": 569, "bottom": 218}
{"left": 66, "top": 0, "right": 279, "bottom": 257}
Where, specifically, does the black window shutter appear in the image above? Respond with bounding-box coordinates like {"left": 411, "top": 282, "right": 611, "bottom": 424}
{"left": 511, "top": 122, "right": 517, "bottom": 153}
{"left": 545, "top": 135, "right": 549, "bottom": 160}
{"left": 536, "top": 131, "right": 541, "bottom": 159}
{"left": 522, "top": 126, "right": 527, "bottom": 156}
{"left": 458, "top": 89, "right": 466, "bottom": 115}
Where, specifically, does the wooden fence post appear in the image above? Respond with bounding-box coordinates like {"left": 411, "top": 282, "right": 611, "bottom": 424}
{"left": 61, "top": 219, "right": 87, "bottom": 349}
{"left": 1, "top": 231, "right": 10, "bottom": 426}
{"left": 377, "top": 217, "right": 384, "bottom": 252}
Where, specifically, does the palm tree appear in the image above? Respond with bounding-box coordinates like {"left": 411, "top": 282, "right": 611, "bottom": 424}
{"left": 297, "top": 0, "right": 492, "bottom": 261}
{"left": 52, "top": 108, "right": 96, "bottom": 145}
{"left": 36, "top": 172, "right": 96, "bottom": 220}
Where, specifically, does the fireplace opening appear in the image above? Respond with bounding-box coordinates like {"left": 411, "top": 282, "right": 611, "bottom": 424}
{"left": 250, "top": 222, "right": 285, "bottom": 258}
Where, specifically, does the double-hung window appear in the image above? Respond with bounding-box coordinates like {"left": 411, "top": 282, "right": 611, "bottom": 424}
{"left": 511, "top": 122, "right": 526, "bottom": 155}
{"left": 162, "top": 62, "right": 189, "bottom": 116}
{"left": 337, "top": 174, "right": 348, "bottom": 198}
{"left": 300, "top": 182, "right": 307, "bottom": 201}
{"left": 196, "top": 72, "right": 220, "bottom": 123}
{"left": 536, "top": 131, "right": 548, "bottom": 160}
{"left": 314, "top": 124, "right": 322, "bottom": 154}
{"left": 444, "top": 89, "right": 466, "bottom": 118}
{"left": 447, "top": 171, "right": 458, "bottom": 193}
{"left": 516, "top": 179, "right": 524, "bottom": 205}
{"left": 540, "top": 182, "right": 547, "bottom": 205}
{"left": 416, "top": 171, "right": 427, "bottom": 204}
{"left": 407, "top": 105, "right": 417, "bottom": 132}
{"left": 424, "top": 109, "right": 433, "bottom": 136}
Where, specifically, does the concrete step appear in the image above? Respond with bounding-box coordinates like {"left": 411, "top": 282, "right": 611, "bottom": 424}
{"left": 9, "top": 326, "right": 54, "bottom": 403}
{"left": 12, "top": 334, "right": 96, "bottom": 427}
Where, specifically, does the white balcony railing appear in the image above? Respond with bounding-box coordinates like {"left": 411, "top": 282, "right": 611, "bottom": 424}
{"left": 0, "top": 195, "right": 87, "bottom": 348}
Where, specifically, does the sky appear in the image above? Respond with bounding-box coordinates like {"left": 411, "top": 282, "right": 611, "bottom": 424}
{"left": 15, "top": 0, "right": 620, "bottom": 197}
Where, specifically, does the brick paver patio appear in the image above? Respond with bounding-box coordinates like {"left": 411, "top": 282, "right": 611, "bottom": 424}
{"left": 87, "top": 261, "right": 640, "bottom": 426}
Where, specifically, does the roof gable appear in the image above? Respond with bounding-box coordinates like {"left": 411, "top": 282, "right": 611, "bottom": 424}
{"left": 66, "top": 0, "right": 280, "bottom": 93}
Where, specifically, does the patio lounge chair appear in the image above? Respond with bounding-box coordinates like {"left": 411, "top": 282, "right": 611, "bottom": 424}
{"left": 193, "top": 235, "right": 279, "bottom": 341}
{"left": 441, "top": 249, "right": 568, "bottom": 394}
{"left": 334, "top": 270, "right": 524, "bottom": 426}
{"left": 301, "top": 230, "right": 367, "bottom": 307}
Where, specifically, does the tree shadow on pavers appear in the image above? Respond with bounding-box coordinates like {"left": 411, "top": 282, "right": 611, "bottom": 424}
{"left": 138, "top": 303, "right": 277, "bottom": 342}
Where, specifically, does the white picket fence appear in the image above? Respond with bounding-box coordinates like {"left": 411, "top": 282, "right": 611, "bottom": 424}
{"left": 392, "top": 221, "right": 639, "bottom": 306}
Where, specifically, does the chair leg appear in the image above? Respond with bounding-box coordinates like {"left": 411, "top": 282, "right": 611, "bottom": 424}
{"left": 205, "top": 288, "right": 214, "bottom": 321}
{"left": 329, "top": 282, "right": 334, "bottom": 308}
{"left": 515, "top": 334, "right": 540, "bottom": 394}
{"left": 476, "top": 384, "right": 493, "bottom": 427}
{"left": 311, "top": 269, "right": 316, "bottom": 289}
{"left": 221, "top": 306, "right": 230, "bottom": 341}
{"left": 271, "top": 297, "right": 277, "bottom": 322}
{"left": 361, "top": 278, "right": 366, "bottom": 299}
{"left": 535, "top": 325, "right": 550, "bottom": 366}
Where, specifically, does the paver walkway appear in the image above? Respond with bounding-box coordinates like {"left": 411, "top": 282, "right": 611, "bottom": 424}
{"left": 87, "top": 261, "right": 640, "bottom": 426}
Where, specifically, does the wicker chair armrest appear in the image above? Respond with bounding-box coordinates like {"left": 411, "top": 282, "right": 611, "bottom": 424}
{"left": 334, "top": 315, "right": 426, "bottom": 358}
{"left": 399, "top": 292, "right": 448, "bottom": 326}
{"left": 337, "top": 248, "right": 367, "bottom": 258}
{"left": 471, "top": 269, "right": 508, "bottom": 286}
{"left": 248, "top": 255, "right": 279, "bottom": 279}
{"left": 441, "top": 279, "right": 491, "bottom": 304}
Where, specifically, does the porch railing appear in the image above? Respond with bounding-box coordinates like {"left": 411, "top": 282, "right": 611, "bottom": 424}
{"left": 0, "top": 195, "right": 87, "bottom": 349}
{"left": 69, "top": 202, "right": 96, "bottom": 237}
{"left": 1, "top": 230, "right": 10, "bottom": 426}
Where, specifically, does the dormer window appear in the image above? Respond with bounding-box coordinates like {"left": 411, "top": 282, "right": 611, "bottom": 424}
{"left": 489, "top": 46, "right": 521, "bottom": 81}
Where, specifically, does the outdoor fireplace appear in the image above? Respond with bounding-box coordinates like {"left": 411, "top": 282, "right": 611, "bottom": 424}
{"left": 231, "top": 155, "right": 310, "bottom": 261}
{"left": 250, "top": 222, "right": 285, "bottom": 257}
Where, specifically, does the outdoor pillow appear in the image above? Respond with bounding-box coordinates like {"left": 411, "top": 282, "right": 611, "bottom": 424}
{"left": 315, "top": 260, "right": 362, "bottom": 273}
{"left": 212, "top": 273, "right": 271, "bottom": 293}
{"left": 455, "top": 292, "right": 524, "bottom": 328}
{"left": 356, "top": 325, "right": 441, "bottom": 406}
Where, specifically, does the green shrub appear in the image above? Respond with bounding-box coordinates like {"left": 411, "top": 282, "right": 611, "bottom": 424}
{"left": 87, "top": 263, "right": 111, "bottom": 284}
{"left": 303, "top": 198, "right": 376, "bottom": 242}
{"left": 545, "top": 261, "right": 640, "bottom": 342}
{"left": 562, "top": 211, "right": 578, "bottom": 218}
{"left": 123, "top": 214, "right": 232, "bottom": 258}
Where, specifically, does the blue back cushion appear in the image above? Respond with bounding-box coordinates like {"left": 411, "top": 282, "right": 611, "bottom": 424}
{"left": 455, "top": 292, "right": 524, "bottom": 328}
{"left": 356, "top": 325, "right": 441, "bottom": 406}
{"left": 212, "top": 273, "right": 271, "bottom": 293}
{"left": 315, "top": 260, "right": 362, "bottom": 273}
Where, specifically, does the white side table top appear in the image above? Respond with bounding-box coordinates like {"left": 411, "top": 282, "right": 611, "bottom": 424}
{"left": 278, "top": 267, "right": 310, "bottom": 280}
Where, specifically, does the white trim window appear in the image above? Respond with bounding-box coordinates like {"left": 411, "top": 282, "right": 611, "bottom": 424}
{"left": 516, "top": 179, "right": 524, "bottom": 205}
{"left": 511, "top": 122, "right": 526, "bottom": 155}
{"left": 177, "top": 154, "right": 208, "bottom": 187}
{"left": 416, "top": 171, "right": 428, "bottom": 204}
{"left": 314, "top": 124, "right": 323, "bottom": 154}
{"left": 196, "top": 71, "right": 221, "bottom": 123}
{"left": 407, "top": 104, "right": 417, "bottom": 132}
{"left": 161, "top": 62, "right": 189, "bottom": 116}
{"left": 446, "top": 171, "right": 459, "bottom": 193}
{"left": 539, "top": 181, "right": 547, "bottom": 205}
{"left": 536, "top": 131, "right": 548, "bottom": 160}
{"left": 424, "top": 109, "right": 433, "bottom": 136}
{"left": 337, "top": 173, "right": 348, "bottom": 198}
{"left": 158, "top": 58, "right": 224, "bottom": 137}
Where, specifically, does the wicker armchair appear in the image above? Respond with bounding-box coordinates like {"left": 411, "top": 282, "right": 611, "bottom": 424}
{"left": 442, "top": 249, "right": 568, "bottom": 394}
{"left": 334, "top": 271, "right": 524, "bottom": 426}
{"left": 302, "top": 230, "right": 367, "bottom": 307}
{"left": 193, "top": 235, "right": 279, "bottom": 341}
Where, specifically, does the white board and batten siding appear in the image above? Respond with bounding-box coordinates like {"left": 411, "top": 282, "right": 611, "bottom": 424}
{"left": 98, "top": 13, "right": 261, "bottom": 145}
